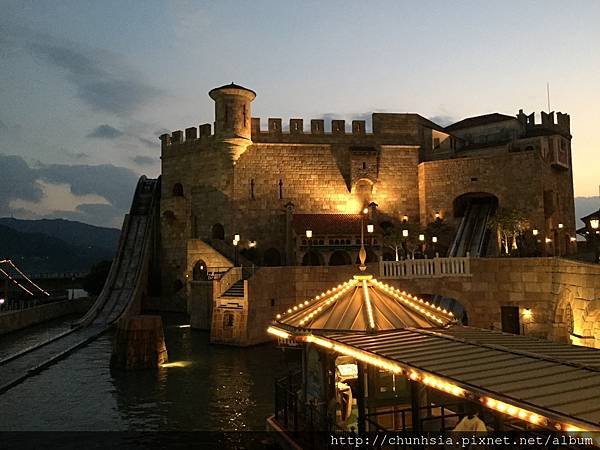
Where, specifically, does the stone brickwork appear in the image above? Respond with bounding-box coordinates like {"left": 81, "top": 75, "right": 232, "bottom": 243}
{"left": 384, "top": 258, "right": 600, "bottom": 348}
{"left": 240, "top": 258, "right": 600, "bottom": 348}
{"left": 157, "top": 83, "right": 576, "bottom": 315}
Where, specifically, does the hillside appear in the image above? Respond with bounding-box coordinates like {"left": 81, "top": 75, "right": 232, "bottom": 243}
{"left": 0, "top": 218, "right": 120, "bottom": 274}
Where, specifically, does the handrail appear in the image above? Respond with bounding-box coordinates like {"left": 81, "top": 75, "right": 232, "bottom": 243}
{"left": 216, "top": 266, "right": 242, "bottom": 298}
{"left": 380, "top": 256, "right": 472, "bottom": 279}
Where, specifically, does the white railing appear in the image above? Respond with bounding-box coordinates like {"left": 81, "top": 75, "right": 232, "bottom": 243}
{"left": 379, "top": 257, "right": 471, "bottom": 279}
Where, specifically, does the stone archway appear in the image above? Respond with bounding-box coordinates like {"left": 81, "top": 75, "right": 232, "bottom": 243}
{"left": 302, "top": 250, "right": 324, "bottom": 266}
{"left": 263, "top": 248, "right": 282, "bottom": 267}
{"left": 552, "top": 288, "right": 575, "bottom": 344}
{"left": 211, "top": 223, "right": 225, "bottom": 240}
{"left": 329, "top": 250, "right": 352, "bottom": 266}
{"left": 192, "top": 259, "right": 208, "bottom": 281}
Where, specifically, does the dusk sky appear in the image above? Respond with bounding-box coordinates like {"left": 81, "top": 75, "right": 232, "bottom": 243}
{"left": 1, "top": 0, "right": 599, "bottom": 227}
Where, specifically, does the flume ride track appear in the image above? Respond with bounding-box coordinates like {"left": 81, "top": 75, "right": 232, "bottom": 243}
{"left": 0, "top": 176, "right": 159, "bottom": 394}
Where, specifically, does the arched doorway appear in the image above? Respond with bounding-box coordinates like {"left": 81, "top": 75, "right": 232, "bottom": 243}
{"left": 263, "top": 248, "right": 282, "bottom": 266}
{"left": 211, "top": 223, "right": 225, "bottom": 240}
{"left": 352, "top": 178, "right": 374, "bottom": 206}
{"left": 302, "top": 250, "right": 324, "bottom": 266}
{"left": 329, "top": 250, "right": 352, "bottom": 266}
{"left": 451, "top": 192, "right": 499, "bottom": 257}
{"left": 172, "top": 183, "right": 184, "bottom": 197}
{"left": 192, "top": 259, "right": 208, "bottom": 281}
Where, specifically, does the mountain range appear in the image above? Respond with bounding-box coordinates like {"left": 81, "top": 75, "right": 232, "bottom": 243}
{"left": 0, "top": 218, "right": 120, "bottom": 274}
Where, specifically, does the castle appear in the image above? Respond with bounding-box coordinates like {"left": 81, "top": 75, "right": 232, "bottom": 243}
{"left": 155, "top": 83, "right": 577, "bottom": 343}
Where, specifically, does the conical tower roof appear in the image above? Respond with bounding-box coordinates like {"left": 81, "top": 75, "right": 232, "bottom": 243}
{"left": 274, "top": 274, "right": 455, "bottom": 334}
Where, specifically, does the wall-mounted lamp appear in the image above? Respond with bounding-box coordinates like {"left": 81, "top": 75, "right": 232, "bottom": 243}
{"left": 432, "top": 236, "right": 438, "bottom": 243}
{"left": 558, "top": 223, "right": 564, "bottom": 229}
{"left": 591, "top": 219, "right": 600, "bottom": 230}
{"left": 305, "top": 229, "right": 313, "bottom": 239}
{"left": 367, "top": 224, "right": 374, "bottom": 233}
{"left": 521, "top": 308, "right": 533, "bottom": 320}
{"left": 362, "top": 207, "right": 369, "bottom": 215}
{"left": 434, "top": 211, "right": 441, "bottom": 220}
{"left": 402, "top": 229, "right": 409, "bottom": 237}
{"left": 569, "top": 237, "right": 576, "bottom": 243}
{"left": 402, "top": 214, "right": 409, "bottom": 222}
{"left": 419, "top": 234, "right": 425, "bottom": 242}
{"left": 249, "top": 241, "right": 257, "bottom": 248}
{"left": 532, "top": 229, "right": 539, "bottom": 236}
{"left": 545, "top": 237, "right": 552, "bottom": 244}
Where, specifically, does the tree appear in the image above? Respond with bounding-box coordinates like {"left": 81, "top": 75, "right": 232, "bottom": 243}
{"left": 424, "top": 219, "right": 455, "bottom": 257}
{"left": 82, "top": 260, "right": 112, "bottom": 296}
{"left": 383, "top": 221, "right": 422, "bottom": 260}
{"left": 487, "top": 208, "right": 529, "bottom": 255}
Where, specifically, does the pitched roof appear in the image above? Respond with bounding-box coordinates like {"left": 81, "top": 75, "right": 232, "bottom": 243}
{"left": 208, "top": 82, "right": 256, "bottom": 98}
{"left": 446, "top": 113, "right": 516, "bottom": 131}
{"left": 274, "top": 275, "right": 455, "bottom": 333}
{"left": 319, "top": 327, "right": 600, "bottom": 430}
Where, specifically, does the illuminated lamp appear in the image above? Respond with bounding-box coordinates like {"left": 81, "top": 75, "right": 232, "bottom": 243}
{"left": 532, "top": 229, "right": 539, "bottom": 236}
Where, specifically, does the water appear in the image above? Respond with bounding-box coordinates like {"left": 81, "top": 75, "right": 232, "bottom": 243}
{"left": 0, "top": 314, "right": 79, "bottom": 360}
{"left": 0, "top": 313, "right": 299, "bottom": 431}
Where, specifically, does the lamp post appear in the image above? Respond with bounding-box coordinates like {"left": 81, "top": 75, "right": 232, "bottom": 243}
{"left": 233, "top": 238, "right": 239, "bottom": 266}
{"left": 591, "top": 218, "right": 599, "bottom": 263}
{"left": 358, "top": 208, "right": 369, "bottom": 270}
{"left": 306, "top": 229, "right": 312, "bottom": 266}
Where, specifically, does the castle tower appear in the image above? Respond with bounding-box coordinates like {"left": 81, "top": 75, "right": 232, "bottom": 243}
{"left": 209, "top": 82, "right": 256, "bottom": 163}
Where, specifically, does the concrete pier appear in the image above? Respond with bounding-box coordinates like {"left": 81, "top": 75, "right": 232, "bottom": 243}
{"left": 110, "top": 315, "right": 168, "bottom": 370}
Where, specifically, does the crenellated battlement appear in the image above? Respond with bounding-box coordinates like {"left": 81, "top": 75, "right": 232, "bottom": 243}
{"left": 160, "top": 123, "right": 213, "bottom": 148}
{"left": 517, "top": 109, "right": 571, "bottom": 136}
{"left": 250, "top": 117, "right": 370, "bottom": 137}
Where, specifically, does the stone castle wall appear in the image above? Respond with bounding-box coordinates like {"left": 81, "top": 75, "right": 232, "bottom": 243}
{"left": 242, "top": 258, "right": 600, "bottom": 348}
{"left": 157, "top": 85, "right": 575, "bottom": 299}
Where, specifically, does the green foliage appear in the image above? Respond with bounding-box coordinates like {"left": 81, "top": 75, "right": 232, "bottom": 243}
{"left": 82, "top": 260, "right": 112, "bottom": 296}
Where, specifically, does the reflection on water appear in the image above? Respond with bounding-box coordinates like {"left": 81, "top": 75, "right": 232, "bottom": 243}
{"left": 0, "top": 314, "right": 299, "bottom": 431}
{"left": 0, "top": 314, "right": 80, "bottom": 360}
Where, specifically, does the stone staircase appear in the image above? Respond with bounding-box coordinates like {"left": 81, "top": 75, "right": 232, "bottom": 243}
{"left": 221, "top": 280, "right": 245, "bottom": 298}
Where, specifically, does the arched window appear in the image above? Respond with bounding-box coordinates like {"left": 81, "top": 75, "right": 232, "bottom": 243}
{"left": 223, "top": 312, "right": 234, "bottom": 328}
{"left": 263, "top": 248, "right": 282, "bottom": 266}
{"left": 172, "top": 183, "right": 184, "bottom": 197}
{"left": 329, "top": 250, "right": 352, "bottom": 266}
{"left": 302, "top": 250, "right": 324, "bottom": 266}
{"left": 192, "top": 259, "right": 208, "bottom": 281}
{"left": 211, "top": 223, "right": 225, "bottom": 240}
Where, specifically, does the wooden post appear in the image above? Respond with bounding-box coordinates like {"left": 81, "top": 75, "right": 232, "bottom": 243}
{"left": 357, "top": 363, "right": 367, "bottom": 433}
{"left": 110, "top": 315, "right": 168, "bottom": 370}
{"left": 410, "top": 380, "right": 421, "bottom": 433}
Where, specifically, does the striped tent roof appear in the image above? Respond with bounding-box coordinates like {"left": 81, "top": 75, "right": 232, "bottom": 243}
{"left": 274, "top": 274, "right": 455, "bottom": 333}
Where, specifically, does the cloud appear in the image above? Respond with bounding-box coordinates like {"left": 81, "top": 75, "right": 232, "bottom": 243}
{"left": 0, "top": 153, "right": 138, "bottom": 226}
{"left": 87, "top": 124, "right": 124, "bottom": 139}
{"left": 0, "top": 154, "right": 44, "bottom": 215}
{"left": 138, "top": 136, "right": 158, "bottom": 148}
{"left": 22, "top": 35, "right": 162, "bottom": 115}
{"left": 37, "top": 163, "right": 138, "bottom": 210}
{"left": 131, "top": 155, "right": 156, "bottom": 166}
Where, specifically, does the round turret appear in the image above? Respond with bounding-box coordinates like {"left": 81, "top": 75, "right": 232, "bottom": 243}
{"left": 209, "top": 82, "right": 256, "bottom": 143}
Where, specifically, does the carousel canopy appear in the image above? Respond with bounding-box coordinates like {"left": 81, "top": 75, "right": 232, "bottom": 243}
{"left": 274, "top": 274, "right": 455, "bottom": 333}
